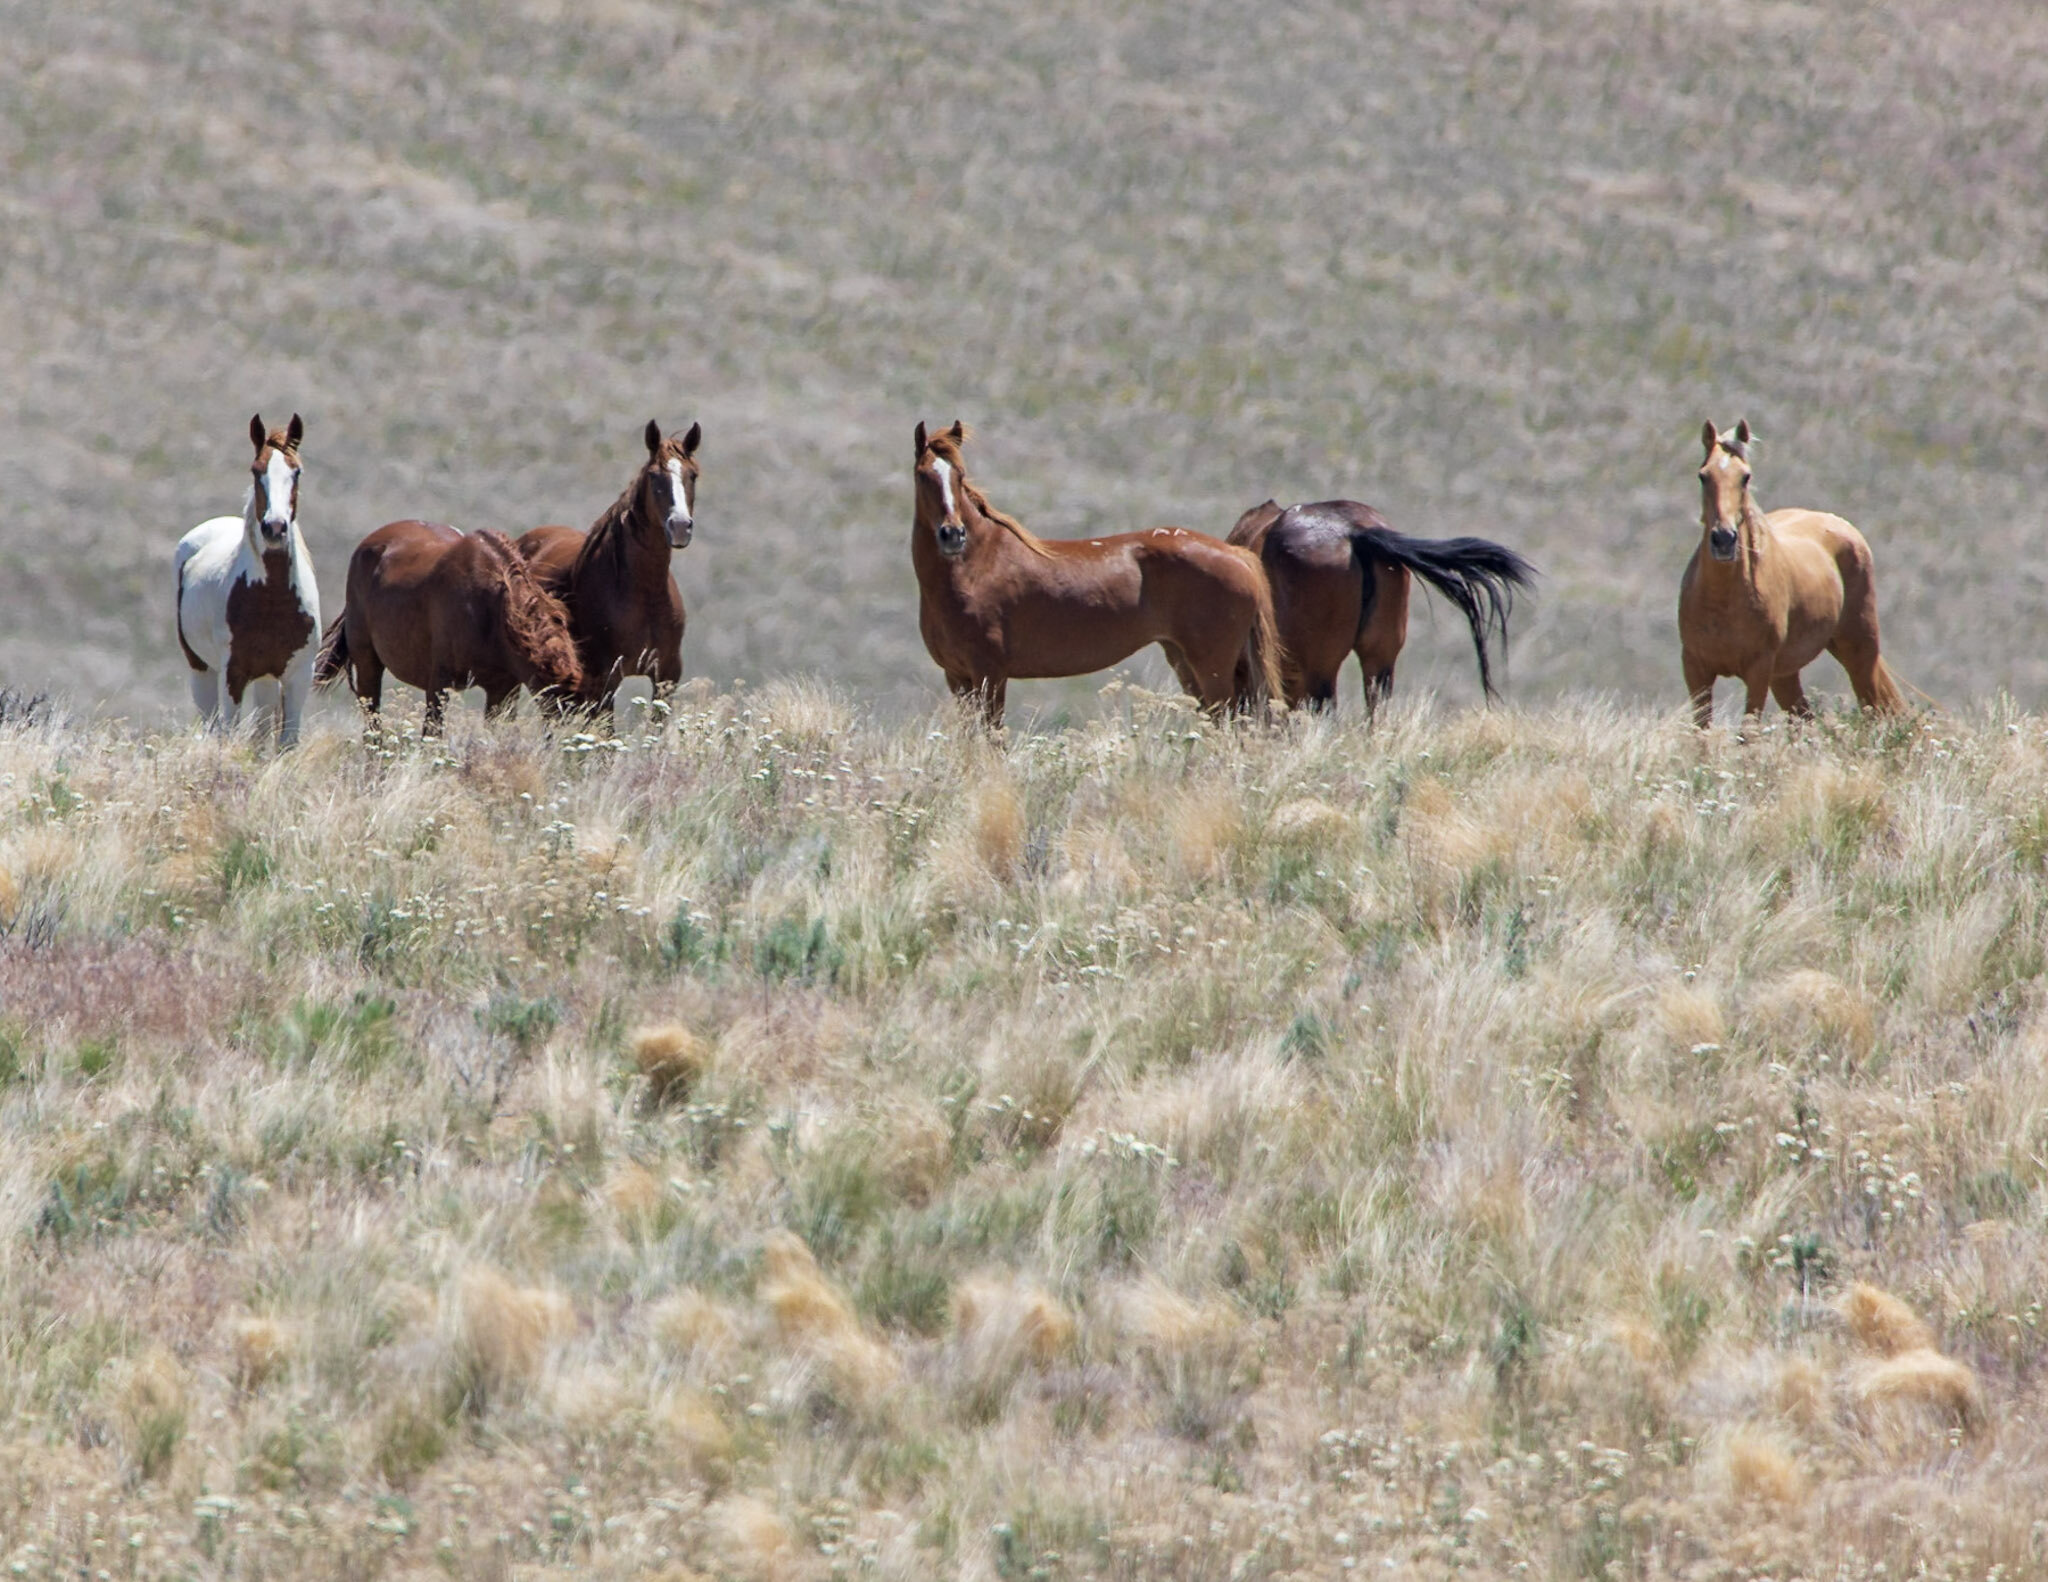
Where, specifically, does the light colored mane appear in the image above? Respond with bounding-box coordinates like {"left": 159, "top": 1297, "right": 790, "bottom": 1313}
{"left": 922, "top": 429, "right": 1052, "bottom": 559}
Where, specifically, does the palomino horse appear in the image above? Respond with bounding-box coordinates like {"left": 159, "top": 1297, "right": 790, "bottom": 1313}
{"left": 911, "top": 421, "right": 1282, "bottom": 725}
{"left": 1679, "top": 420, "right": 1904, "bottom": 726}
{"left": 314, "top": 522, "right": 583, "bottom": 734}
{"left": 174, "top": 414, "right": 322, "bottom": 746}
{"left": 1228, "top": 499, "right": 1534, "bottom": 711}
{"left": 517, "top": 420, "right": 698, "bottom": 711}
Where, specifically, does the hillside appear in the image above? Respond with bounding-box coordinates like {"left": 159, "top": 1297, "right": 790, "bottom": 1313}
{"left": 3, "top": 0, "right": 2048, "bottom": 724}
{"left": 1, "top": 694, "right": 2046, "bottom": 1577}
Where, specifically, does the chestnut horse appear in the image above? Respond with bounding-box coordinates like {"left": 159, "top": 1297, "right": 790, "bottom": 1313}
{"left": 1228, "top": 499, "right": 1534, "bottom": 712}
{"left": 1679, "top": 420, "right": 1904, "bottom": 726}
{"left": 517, "top": 419, "right": 698, "bottom": 711}
{"left": 314, "top": 522, "right": 584, "bottom": 734}
{"left": 174, "top": 414, "right": 321, "bottom": 746}
{"left": 911, "top": 421, "right": 1282, "bottom": 725}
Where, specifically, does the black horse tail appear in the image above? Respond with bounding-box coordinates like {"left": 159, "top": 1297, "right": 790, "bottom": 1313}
{"left": 1346, "top": 518, "right": 1536, "bottom": 699}
{"left": 313, "top": 613, "right": 349, "bottom": 686}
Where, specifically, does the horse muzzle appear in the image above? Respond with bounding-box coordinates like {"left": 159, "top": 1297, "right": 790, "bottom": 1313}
{"left": 666, "top": 516, "right": 694, "bottom": 549}
{"left": 936, "top": 523, "right": 967, "bottom": 558}
{"left": 1708, "top": 525, "right": 1739, "bottom": 561}
{"left": 260, "top": 519, "right": 292, "bottom": 545}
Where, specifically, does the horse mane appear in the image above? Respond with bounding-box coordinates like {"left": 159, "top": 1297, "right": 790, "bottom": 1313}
{"left": 472, "top": 529, "right": 585, "bottom": 694}
{"left": 573, "top": 481, "right": 640, "bottom": 583}
{"left": 921, "top": 428, "right": 1053, "bottom": 558}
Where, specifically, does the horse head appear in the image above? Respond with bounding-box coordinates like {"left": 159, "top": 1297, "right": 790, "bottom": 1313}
{"left": 247, "top": 413, "right": 304, "bottom": 550}
{"left": 913, "top": 419, "right": 970, "bottom": 559}
{"left": 635, "top": 419, "right": 701, "bottom": 549}
{"left": 1698, "top": 418, "right": 1756, "bottom": 563}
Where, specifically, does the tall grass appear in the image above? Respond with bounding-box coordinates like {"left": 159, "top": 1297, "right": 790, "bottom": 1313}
{"left": 1, "top": 685, "right": 2044, "bottom": 1577}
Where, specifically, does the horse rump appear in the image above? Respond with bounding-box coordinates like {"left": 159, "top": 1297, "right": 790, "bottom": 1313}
{"left": 312, "top": 613, "right": 350, "bottom": 686}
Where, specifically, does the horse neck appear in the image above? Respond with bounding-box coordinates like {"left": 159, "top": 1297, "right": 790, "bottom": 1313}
{"left": 585, "top": 493, "right": 671, "bottom": 590}
{"left": 1738, "top": 499, "right": 1774, "bottom": 572}
{"left": 239, "top": 496, "right": 306, "bottom": 583}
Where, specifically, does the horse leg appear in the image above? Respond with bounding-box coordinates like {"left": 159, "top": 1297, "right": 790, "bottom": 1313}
{"left": 483, "top": 685, "right": 517, "bottom": 719}
{"left": 280, "top": 663, "right": 312, "bottom": 748}
{"left": 1158, "top": 642, "right": 1203, "bottom": 701}
{"left": 1682, "top": 652, "right": 1718, "bottom": 729}
{"left": 188, "top": 667, "right": 220, "bottom": 730}
{"left": 423, "top": 687, "right": 446, "bottom": 738}
{"left": 1827, "top": 632, "right": 1905, "bottom": 714}
{"left": 1738, "top": 667, "right": 1773, "bottom": 732}
{"left": 1769, "top": 671, "right": 1813, "bottom": 720}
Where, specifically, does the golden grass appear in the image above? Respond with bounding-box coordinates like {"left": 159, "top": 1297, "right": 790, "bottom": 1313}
{"left": 1, "top": 695, "right": 2044, "bottom": 1579}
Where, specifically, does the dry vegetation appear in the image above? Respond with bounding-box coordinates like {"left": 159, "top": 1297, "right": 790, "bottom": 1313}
{"left": 3, "top": 0, "right": 2047, "bottom": 722}
{"left": 2, "top": 687, "right": 2048, "bottom": 1578}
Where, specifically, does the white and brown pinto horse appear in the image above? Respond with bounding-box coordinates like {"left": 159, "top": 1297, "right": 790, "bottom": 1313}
{"left": 1679, "top": 420, "right": 1905, "bottom": 727}
{"left": 174, "top": 414, "right": 321, "bottom": 746}
{"left": 910, "top": 421, "right": 1283, "bottom": 726}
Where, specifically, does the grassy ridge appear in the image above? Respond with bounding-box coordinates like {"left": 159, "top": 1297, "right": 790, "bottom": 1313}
{"left": 1, "top": 691, "right": 2046, "bottom": 1576}
{"left": 3, "top": 0, "right": 2047, "bottom": 720}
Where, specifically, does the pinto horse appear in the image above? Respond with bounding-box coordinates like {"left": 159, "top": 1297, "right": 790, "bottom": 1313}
{"left": 1228, "top": 499, "right": 1534, "bottom": 712}
{"left": 911, "top": 421, "right": 1282, "bottom": 725}
{"left": 1679, "top": 420, "right": 1904, "bottom": 726}
{"left": 314, "top": 522, "right": 583, "bottom": 735}
{"left": 174, "top": 414, "right": 322, "bottom": 746}
{"left": 517, "top": 420, "right": 698, "bottom": 711}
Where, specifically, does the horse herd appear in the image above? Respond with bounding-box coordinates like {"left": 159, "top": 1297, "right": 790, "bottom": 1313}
{"left": 171, "top": 412, "right": 1908, "bottom": 744}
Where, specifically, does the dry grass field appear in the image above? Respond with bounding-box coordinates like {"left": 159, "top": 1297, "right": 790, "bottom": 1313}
{"left": 2, "top": 0, "right": 2046, "bottom": 722}
{"left": 3, "top": 691, "right": 2048, "bottom": 1580}
{"left": 7, "top": 3, "right": 2048, "bottom": 1580}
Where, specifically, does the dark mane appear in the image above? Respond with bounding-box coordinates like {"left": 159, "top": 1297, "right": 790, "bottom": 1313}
{"left": 921, "top": 428, "right": 1052, "bottom": 558}
{"left": 573, "top": 479, "right": 641, "bottom": 583}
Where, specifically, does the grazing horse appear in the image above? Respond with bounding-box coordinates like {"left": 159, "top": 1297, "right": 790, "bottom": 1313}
{"left": 910, "top": 420, "right": 1282, "bottom": 726}
{"left": 517, "top": 419, "right": 698, "bottom": 711}
{"left": 1228, "top": 499, "right": 1534, "bottom": 712}
{"left": 314, "top": 522, "right": 584, "bottom": 735}
{"left": 174, "top": 414, "right": 322, "bottom": 746}
{"left": 1679, "top": 420, "right": 1904, "bottom": 726}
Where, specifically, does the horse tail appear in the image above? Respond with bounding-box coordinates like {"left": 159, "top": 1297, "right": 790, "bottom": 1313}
{"left": 1241, "top": 564, "right": 1286, "bottom": 712}
{"left": 475, "top": 530, "right": 585, "bottom": 697}
{"left": 1866, "top": 656, "right": 1914, "bottom": 714}
{"left": 312, "top": 613, "right": 349, "bottom": 686}
{"left": 1347, "top": 523, "right": 1535, "bottom": 700}
{"left": 173, "top": 548, "right": 207, "bottom": 673}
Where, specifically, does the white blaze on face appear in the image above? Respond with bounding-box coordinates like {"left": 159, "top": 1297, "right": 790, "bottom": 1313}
{"left": 666, "top": 458, "right": 693, "bottom": 527}
{"left": 260, "top": 449, "right": 296, "bottom": 531}
{"left": 931, "top": 457, "right": 957, "bottom": 522}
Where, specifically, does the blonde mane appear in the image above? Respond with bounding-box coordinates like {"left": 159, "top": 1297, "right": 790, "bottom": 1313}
{"left": 922, "top": 428, "right": 1052, "bottom": 559}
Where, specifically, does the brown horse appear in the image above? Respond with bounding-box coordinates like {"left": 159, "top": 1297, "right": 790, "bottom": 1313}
{"left": 314, "top": 522, "right": 584, "bottom": 734}
{"left": 910, "top": 421, "right": 1283, "bottom": 726}
{"left": 517, "top": 419, "right": 698, "bottom": 711}
{"left": 1679, "top": 420, "right": 1904, "bottom": 727}
{"left": 1228, "top": 499, "right": 1534, "bottom": 712}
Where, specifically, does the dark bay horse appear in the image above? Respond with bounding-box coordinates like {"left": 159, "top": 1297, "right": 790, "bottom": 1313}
{"left": 1679, "top": 420, "right": 1904, "bottom": 726}
{"left": 517, "top": 420, "right": 698, "bottom": 711}
{"left": 1228, "top": 499, "right": 1534, "bottom": 712}
{"left": 314, "top": 522, "right": 584, "bottom": 734}
{"left": 911, "top": 421, "right": 1282, "bottom": 725}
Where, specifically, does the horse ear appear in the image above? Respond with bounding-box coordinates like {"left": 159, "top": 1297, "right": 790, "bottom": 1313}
{"left": 1700, "top": 420, "right": 1719, "bottom": 457}
{"left": 250, "top": 414, "right": 267, "bottom": 451}
{"left": 286, "top": 413, "right": 303, "bottom": 448}
{"left": 644, "top": 419, "right": 662, "bottom": 456}
{"left": 680, "top": 420, "right": 701, "bottom": 456}
{"left": 947, "top": 419, "right": 965, "bottom": 443}
{"left": 914, "top": 420, "right": 927, "bottom": 458}
{"left": 1735, "top": 418, "right": 1754, "bottom": 450}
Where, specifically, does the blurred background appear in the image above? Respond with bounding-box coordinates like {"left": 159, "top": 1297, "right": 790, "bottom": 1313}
{"left": 2, "top": 0, "right": 2043, "bottom": 726}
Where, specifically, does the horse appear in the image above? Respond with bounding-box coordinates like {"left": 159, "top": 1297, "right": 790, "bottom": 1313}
{"left": 313, "top": 521, "right": 584, "bottom": 735}
{"left": 1679, "top": 420, "right": 1904, "bottom": 727}
{"left": 910, "top": 420, "right": 1283, "bottom": 726}
{"left": 516, "top": 419, "right": 698, "bottom": 712}
{"left": 1227, "top": 499, "right": 1534, "bottom": 713}
{"left": 173, "top": 414, "right": 322, "bottom": 746}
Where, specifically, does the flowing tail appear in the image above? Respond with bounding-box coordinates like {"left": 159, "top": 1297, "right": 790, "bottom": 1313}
{"left": 1865, "top": 655, "right": 1913, "bottom": 714}
{"left": 313, "top": 613, "right": 349, "bottom": 686}
{"left": 473, "top": 530, "right": 586, "bottom": 697}
{"left": 1239, "top": 565, "right": 1287, "bottom": 712}
{"left": 1347, "top": 520, "right": 1536, "bottom": 699}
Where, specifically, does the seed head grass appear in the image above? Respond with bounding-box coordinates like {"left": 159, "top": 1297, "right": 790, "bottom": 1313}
{"left": 0, "top": 691, "right": 2044, "bottom": 1577}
